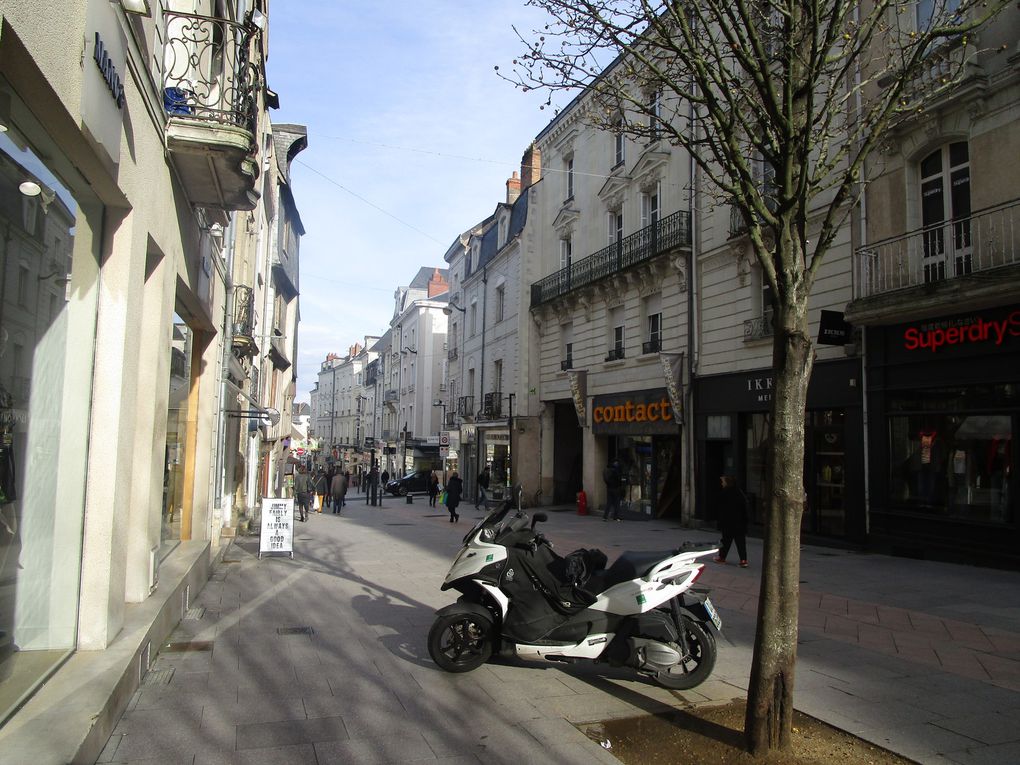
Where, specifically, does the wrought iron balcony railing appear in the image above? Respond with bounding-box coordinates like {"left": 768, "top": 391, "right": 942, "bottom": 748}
{"left": 447, "top": 347, "right": 459, "bottom": 361}
{"left": 560, "top": 358, "right": 573, "bottom": 371}
{"left": 457, "top": 396, "right": 474, "bottom": 417}
{"left": 642, "top": 339, "right": 661, "bottom": 354}
{"left": 853, "top": 198, "right": 1020, "bottom": 300}
{"left": 161, "top": 11, "right": 262, "bottom": 131}
{"left": 743, "top": 316, "right": 774, "bottom": 341}
{"left": 444, "top": 412, "right": 457, "bottom": 428}
{"left": 384, "top": 390, "right": 398, "bottom": 403}
{"left": 531, "top": 209, "right": 691, "bottom": 307}
{"left": 605, "top": 347, "right": 626, "bottom": 362}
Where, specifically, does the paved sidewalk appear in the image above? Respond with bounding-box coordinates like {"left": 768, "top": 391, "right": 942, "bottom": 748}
{"left": 95, "top": 496, "right": 1020, "bottom": 764}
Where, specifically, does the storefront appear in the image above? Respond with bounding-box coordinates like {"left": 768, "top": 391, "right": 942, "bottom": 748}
{"left": 865, "top": 305, "right": 1020, "bottom": 566}
{"left": 693, "top": 358, "right": 865, "bottom": 542}
{"left": 591, "top": 388, "right": 683, "bottom": 518}
{"left": 0, "top": 82, "right": 102, "bottom": 722}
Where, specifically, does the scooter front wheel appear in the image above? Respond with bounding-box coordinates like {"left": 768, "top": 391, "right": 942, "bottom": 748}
{"left": 655, "top": 617, "right": 717, "bottom": 690}
{"left": 428, "top": 611, "right": 494, "bottom": 673}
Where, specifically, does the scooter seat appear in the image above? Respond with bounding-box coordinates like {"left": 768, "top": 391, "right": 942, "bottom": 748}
{"left": 593, "top": 550, "right": 677, "bottom": 592}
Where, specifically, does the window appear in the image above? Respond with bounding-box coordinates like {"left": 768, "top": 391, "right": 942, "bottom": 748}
{"left": 640, "top": 186, "right": 660, "bottom": 229}
{"left": 561, "top": 323, "right": 574, "bottom": 370}
{"left": 647, "top": 90, "right": 662, "bottom": 140}
{"left": 607, "top": 305, "right": 625, "bottom": 361}
{"left": 916, "top": 0, "right": 961, "bottom": 31}
{"left": 920, "top": 141, "right": 971, "bottom": 282}
{"left": 559, "top": 237, "right": 572, "bottom": 270}
{"left": 565, "top": 155, "right": 574, "bottom": 200}
{"left": 608, "top": 209, "right": 623, "bottom": 248}
{"left": 495, "top": 284, "right": 505, "bottom": 322}
{"left": 613, "top": 119, "right": 625, "bottom": 167}
{"left": 493, "top": 359, "right": 503, "bottom": 394}
{"left": 644, "top": 294, "right": 662, "bottom": 354}
{"left": 470, "top": 302, "right": 478, "bottom": 336}
{"left": 761, "top": 274, "right": 775, "bottom": 327}
{"left": 17, "top": 264, "right": 29, "bottom": 307}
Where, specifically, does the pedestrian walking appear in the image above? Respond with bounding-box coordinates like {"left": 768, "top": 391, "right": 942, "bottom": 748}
{"left": 293, "top": 467, "right": 311, "bottom": 522}
{"left": 715, "top": 474, "right": 749, "bottom": 567}
{"left": 330, "top": 470, "right": 348, "bottom": 515}
{"left": 445, "top": 471, "right": 463, "bottom": 523}
{"left": 428, "top": 470, "right": 440, "bottom": 507}
{"left": 312, "top": 468, "right": 328, "bottom": 513}
{"left": 475, "top": 466, "right": 490, "bottom": 509}
{"left": 603, "top": 459, "right": 623, "bottom": 522}
{"left": 324, "top": 466, "right": 336, "bottom": 511}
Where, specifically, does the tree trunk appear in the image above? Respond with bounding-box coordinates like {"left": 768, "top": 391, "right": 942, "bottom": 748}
{"left": 744, "top": 294, "right": 812, "bottom": 755}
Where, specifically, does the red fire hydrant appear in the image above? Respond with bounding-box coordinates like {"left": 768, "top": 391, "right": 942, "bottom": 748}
{"left": 577, "top": 488, "right": 588, "bottom": 516}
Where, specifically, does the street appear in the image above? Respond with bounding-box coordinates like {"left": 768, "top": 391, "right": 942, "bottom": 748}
{"left": 96, "top": 496, "right": 1020, "bottom": 764}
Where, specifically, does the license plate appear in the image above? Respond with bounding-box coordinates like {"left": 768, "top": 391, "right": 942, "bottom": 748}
{"left": 703, "top": 597, "right": 723, "bottom": 631}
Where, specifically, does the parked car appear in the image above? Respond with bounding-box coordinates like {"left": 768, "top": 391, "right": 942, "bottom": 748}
{"left": 385, "top": 469, "right": 432, "bottom": 496}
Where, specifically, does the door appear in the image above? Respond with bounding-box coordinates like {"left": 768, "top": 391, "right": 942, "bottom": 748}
{"left": 920, "top": 142, "right": 971, "bottom": 283}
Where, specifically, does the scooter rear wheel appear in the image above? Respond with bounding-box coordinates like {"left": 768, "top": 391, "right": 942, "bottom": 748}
{"left": 655, "top": 616, "right": 717, "bottom": 690}
{"left": 428, "top": 612, "right": 494, "bottom": 673}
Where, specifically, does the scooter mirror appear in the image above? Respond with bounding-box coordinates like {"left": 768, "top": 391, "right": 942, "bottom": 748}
{"left": 531, "top": 513, "right": 548, "bottom": 529}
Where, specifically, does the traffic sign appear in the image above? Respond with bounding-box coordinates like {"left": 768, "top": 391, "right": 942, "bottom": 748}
{"left": 439, "top": 430, "right": 450, "bottom": 447}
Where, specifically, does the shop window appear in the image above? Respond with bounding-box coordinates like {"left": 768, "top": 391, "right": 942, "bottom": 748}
{"left": 888, "top": 401, "right": 1012, "bottom": 523}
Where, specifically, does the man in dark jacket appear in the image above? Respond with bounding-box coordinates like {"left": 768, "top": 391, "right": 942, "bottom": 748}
{"left": 475, "top": 466, "right": 490, "bottom": 509}
{"left": 603, "top": 459, "right": 623, "bottom": 521}
{"left": 715, "top": 474, "right": 749, "bottom": 567}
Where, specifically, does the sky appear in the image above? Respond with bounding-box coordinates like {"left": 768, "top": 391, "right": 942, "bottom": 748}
{"left": 265, "top": 1, "right": 567, "bottom": 405}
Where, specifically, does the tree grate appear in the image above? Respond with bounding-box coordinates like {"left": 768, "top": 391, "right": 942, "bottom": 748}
{"left": 277, "top": 626, "right": 314, "bottom": 636}
{"left": 163, "top": 640, "right": 213, "bottom": 652}
{"left": 142, "top": 668, "right": 175, "bottom": 686}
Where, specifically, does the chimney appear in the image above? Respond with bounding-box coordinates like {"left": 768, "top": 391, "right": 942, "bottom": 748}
{"left": 521, "top": 143, "right": 542, "bottom": 189}
{"left": 427, "top": 267, "right": 449, "bottom": 298}
{"left": 506, "top": 171, "right": 521, "bottom": 204}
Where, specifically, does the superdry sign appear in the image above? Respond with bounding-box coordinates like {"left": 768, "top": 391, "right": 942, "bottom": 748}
{"left": 902, "top": 309, "right": 1020, "bottom": 353}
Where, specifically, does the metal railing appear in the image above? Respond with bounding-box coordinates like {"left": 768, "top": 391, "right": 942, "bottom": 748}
{"left": 160, "top": 10, "right": 262, "bottom": 130}
{"left": 531, "top": 209, "right": 691, "bottom": 306}
{"left": 384, "top": 390, "right": 398, "bottom": 403}
{"left": 457, "top": 396, "right": 474, "bottom": 417}
{"left": 743, "top": 316, "right": 774, "bottom": 341}
{"left": 854, "top": 199, "right": 1020, "bottom": 299}
{"left": 605, "top": 347, "right": 626, "bottom": 362}
{"left": 447, "top": 347, "right": 458, "bottom": 361}
{"left": 560, "top": 358, "right": 573, "bottom": 371}
{"left": 642, "top": 339, "right": 661, "bottom": 354}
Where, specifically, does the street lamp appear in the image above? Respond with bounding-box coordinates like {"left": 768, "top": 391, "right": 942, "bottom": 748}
{"left": 442, "top": 302, "right": 466, "bottom": 316}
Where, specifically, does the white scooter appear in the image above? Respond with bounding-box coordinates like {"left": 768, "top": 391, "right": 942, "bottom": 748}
{"left": 427, "top": 490, "right": 723, "bottom": 689}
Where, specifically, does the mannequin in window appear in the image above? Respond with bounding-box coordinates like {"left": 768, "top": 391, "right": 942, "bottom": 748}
{"left": 912, "top": 428, "right": 945, "bottom": 505}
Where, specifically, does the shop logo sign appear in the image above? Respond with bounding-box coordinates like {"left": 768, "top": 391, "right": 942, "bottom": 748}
{"left": 93, "top": 33, "right": 125, "bottom": 109}
{"left": 903, "top": 310, "right": 1020, "bottom": 353}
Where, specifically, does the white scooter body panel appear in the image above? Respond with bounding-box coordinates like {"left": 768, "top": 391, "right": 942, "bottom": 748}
{"left": 443, "top": 538, "right": 507, "bottom": 585}
{"left": 590, "top": 554, "right": 707, "bottom": 614}
{"left": 515, "top": 633, "right": 615, "bottom": 661}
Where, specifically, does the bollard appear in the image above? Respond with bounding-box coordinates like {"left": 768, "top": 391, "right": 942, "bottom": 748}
{"left": 406, "top": 494, "right": 413, "bottom": 504}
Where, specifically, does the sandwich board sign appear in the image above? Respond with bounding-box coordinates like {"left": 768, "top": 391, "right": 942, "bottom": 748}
{"left": 258, "top": 497, "right": 294, "bottom": 558}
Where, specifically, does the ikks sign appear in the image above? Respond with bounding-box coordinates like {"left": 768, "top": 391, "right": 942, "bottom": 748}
{"left": 81, "top": 0, "right": 127, "bottom": 166}
{"left": 900, "top": 308, "right": 1020, "bottom": 354}
{"left": 592, "top": 389, "right": 680, "bottom": 435}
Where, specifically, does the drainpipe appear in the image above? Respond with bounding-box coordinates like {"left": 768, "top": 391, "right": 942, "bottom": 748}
{"left": 477, "top": 268, "right": 488, "bottom": 496}
{"left": 685, "top": 99, "right": 700, "bottom": 526}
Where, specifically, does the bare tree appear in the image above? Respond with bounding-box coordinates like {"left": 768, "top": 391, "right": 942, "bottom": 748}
{"left": 505, "top": 0, "right": 1008, "bottom": 755}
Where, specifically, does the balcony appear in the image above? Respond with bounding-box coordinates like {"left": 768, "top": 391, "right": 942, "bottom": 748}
{"left": 743, "top": 316, "right": 774, "bottom": 341}
{"left": 231, "top": 285, "right": 257, "bottom": 357}
{"left": 267, "top": 330, "right": 290, "bottom": 370}
{"left": 642, "top": 338, "right": 661, "bottom": 354}
{"left": 560, "top": 358, "right": 573, "bottom": 371}
{"left": 444, "top": 412, "right": 457, "bottom": 428}
{"left": 482, "top": 392, "right": 502, "bottom": 419}
{"left": 605, "top": 347, "right": 626, "bottom": 362}
{"left": 849, "top": 199, "right": 1020, "bottom": 324}
{"left": 457, "top": 396, "right": 474, "bottom": 418}
{"left": 531, "top": 209, "right": 691, "bottom": 307}
{"left": 384, "top": 390, "right": 398, "bottom": 403}
{"left": 161, "top": 11, "right": 264, "bottom": 211}
{"left": 447, "top": 347, "right": 459, "bottom": 361}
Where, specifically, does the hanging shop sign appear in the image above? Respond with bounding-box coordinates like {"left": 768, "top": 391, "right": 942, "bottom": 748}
{"left": 567, "top": 370, "right": 587, "bottom": 427}
{"left": 659, "top": 352, "right": 685, "bottom": 424}
{"left": 817, "top": 310, "right": 852, "bottom": 346}
{"left": 82, "top": 0, "right": 127, "bottom": 166}
{"left": 592, "top": 388, "right": 680, "bottom": 435}
{"left": 258, "top": 497, "right": 294, "bottom": 559}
